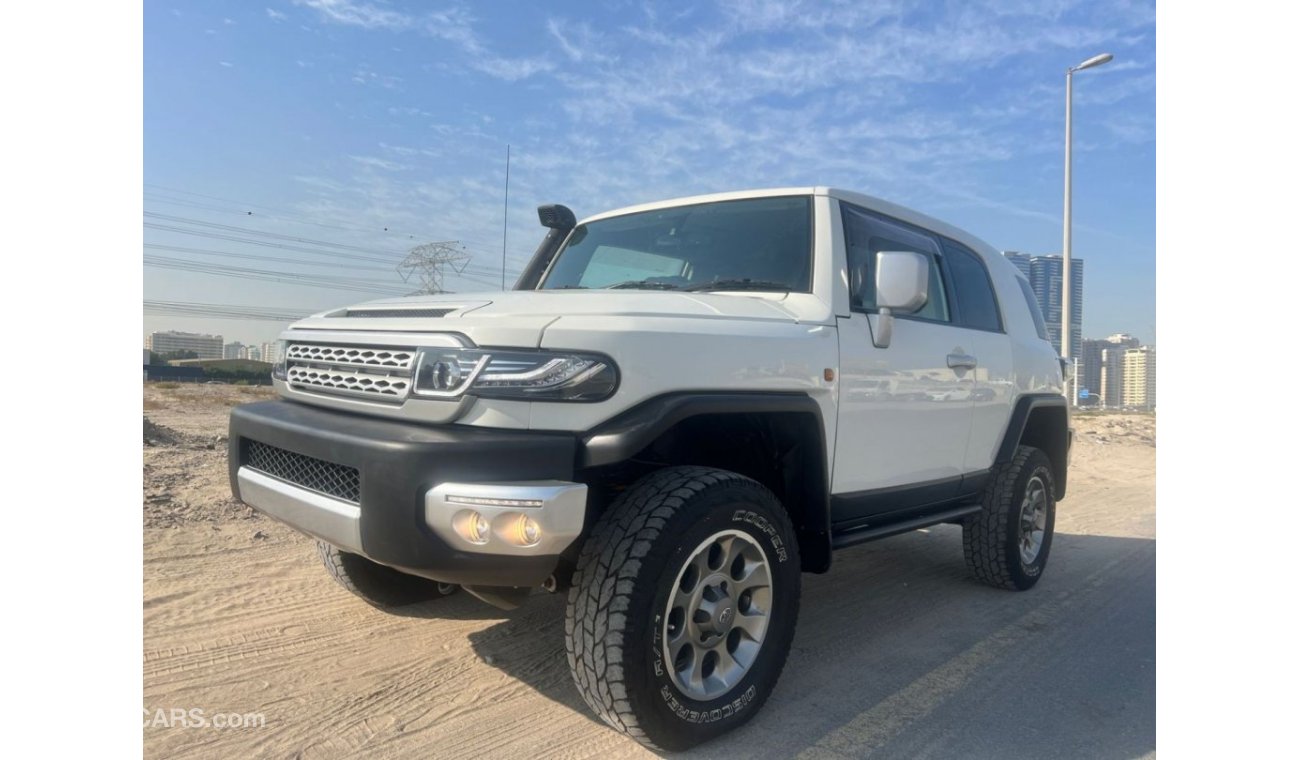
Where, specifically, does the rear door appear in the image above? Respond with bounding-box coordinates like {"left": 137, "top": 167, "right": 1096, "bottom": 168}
{"left": 937, "top": 238, "right": 1016, "bottom": 474}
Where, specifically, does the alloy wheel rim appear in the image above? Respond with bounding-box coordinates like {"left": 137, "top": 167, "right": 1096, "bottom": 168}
{"left": 1018, "top": 475, "right": 1048, "bottom": 565}
{"left": 662, "top": 529, "right": 773, "bottom": 701}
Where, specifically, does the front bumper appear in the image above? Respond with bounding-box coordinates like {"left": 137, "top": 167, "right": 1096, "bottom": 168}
{"left": 228, "top": 400, "right": 584, "bottom": 586}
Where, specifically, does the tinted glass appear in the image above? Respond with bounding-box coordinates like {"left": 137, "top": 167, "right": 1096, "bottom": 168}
{"left": 943, "top": 240, "right": 1002, "bottom": 331}
{"left": 1017, "top": 277, "right": 1050, "bottom": 341}
{"left": 541, "top": 196, "right": 812, "bottom": 291}
{"left": 842, "top": 203, "right": 949, "bottom": 322}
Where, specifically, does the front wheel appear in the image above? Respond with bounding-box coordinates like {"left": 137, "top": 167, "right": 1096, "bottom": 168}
{"left": 963, "top": 445, "right": 1057, "bottom": 590}
{"left": 565, "top": 466, "right": 801, "bottom": 752}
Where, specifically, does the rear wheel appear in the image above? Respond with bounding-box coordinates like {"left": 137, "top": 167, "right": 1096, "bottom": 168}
{"left": 565, "top": 466, "right": 801, "bottom": 751}
{"left": 317, "top": 541, "right": 457, "bottom": 608}
{"left": 963, "top": 446, "right": 1056, "bottom": 590}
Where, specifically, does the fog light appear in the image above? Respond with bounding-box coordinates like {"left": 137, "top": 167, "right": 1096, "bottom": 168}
{"left": 513, "top": 514, "right": 542, "bottom": 547}
{"left": 453, "top": 510, "right": 491, "bottom": 545}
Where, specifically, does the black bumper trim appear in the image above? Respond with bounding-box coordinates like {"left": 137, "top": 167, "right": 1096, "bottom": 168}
{"left": 229, "top": 400, "right": 578, "bottom": 586}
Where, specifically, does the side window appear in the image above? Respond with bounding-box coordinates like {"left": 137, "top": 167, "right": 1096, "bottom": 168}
{"left": 1017, "top": 277, "right": 1050, "bottom": 341}
{"left": 941, "top": 240, "right": 1003, "bottom": 332}
{"left": 842, "top": 203, "right": 950, "bottom": 322}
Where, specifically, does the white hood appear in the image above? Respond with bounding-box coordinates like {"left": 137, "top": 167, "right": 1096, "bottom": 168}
{"left": 287, "top": 290, "right": 833, "bottom": 348}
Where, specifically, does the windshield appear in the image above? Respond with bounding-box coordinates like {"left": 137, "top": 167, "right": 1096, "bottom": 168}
{"left": 539, "top": 196, "right": 812, "bottom": 292}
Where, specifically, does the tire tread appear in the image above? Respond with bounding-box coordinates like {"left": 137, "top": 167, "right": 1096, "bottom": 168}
{"left": 565, "top": 466, "right": 797, "bottom": 751}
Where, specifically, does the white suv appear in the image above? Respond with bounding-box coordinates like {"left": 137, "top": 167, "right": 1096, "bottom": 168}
{"left": 229, "top": 187, "right": 1071, "bottom": 751}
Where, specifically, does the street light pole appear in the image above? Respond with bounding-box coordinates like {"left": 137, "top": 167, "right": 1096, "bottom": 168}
{"left": 1062, "top": 52, "right": 1112, "bottom": 406}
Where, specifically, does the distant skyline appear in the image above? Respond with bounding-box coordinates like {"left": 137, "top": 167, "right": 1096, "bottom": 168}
{"left": 145, "top": 1, "right": 1155, "bottom": 345}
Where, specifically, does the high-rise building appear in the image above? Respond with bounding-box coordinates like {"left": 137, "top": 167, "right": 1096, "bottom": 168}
{"left": 1100, "top": 346, "right": 1126, "bottom": 408}
{"left": 145, "top": 331, "right": 224, "bottom": 359}
{"left": 1078, "top": 339, "right": 1106, "bottom": 406}
{"left": 223, "top": 342, "right": 245, "bottom": 360}
{"left": 1002, "top": 253, "right": 1084, "bottom": 357}
{"left": 260, "top": 341, "right": 281, "bottom": 365}
{"left": 1086, "top": 333, "right": 1145, "bottom": 408}
{"left": 246, "top": 346, "right": 262, "bottom": 362}
{"left": 1122, "top": 346, "right": 1156, "bottom": 410}
{"left": 1003, "top": 251, "right": 1033, "bottom": 279}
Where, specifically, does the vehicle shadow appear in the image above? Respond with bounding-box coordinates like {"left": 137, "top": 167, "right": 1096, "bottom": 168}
{"left": 385, "top": 590, "right": 527, "bottom": 622}
{"left": 466, "top": 527, "right": 1156, "bottom": 758}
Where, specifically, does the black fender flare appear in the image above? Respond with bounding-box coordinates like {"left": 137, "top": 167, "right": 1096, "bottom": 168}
{"left": 994, "top": 393, "right": 1071, "bottom": 499}
{"left": 580, "top": 392, "right": 832, "bottom": 572}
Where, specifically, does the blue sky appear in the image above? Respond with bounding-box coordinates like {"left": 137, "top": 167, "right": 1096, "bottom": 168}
{"left": 144, "top": 0, "right": 1155, "bottom": 346}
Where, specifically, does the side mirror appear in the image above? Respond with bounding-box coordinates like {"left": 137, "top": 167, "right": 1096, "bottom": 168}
{"left": 872, "top": 251, "right": 929, "bottom": 348}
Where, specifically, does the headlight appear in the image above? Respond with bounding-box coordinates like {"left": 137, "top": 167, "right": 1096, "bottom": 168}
{"left": 412, "top": 348, "right": 617, "bottom": 402}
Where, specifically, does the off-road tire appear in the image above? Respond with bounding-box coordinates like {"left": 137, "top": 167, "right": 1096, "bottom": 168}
{"left": 963, "top": 445, "right": 1056, "bottom": 590}
{"left": 317, "top": 541, "right": 457, "bottom": 608}
{"left": 565, "top": 466, "right": 801, "bottom": 752}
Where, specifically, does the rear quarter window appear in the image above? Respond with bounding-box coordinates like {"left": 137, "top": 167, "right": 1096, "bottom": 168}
{"left": 1017, "top": 277, "right": 1050, "bottom": 341}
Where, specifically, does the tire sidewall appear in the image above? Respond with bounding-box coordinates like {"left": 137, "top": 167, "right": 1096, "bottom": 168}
{"left": 626, "top": 480, "right": 800, "bottom": 749}
{"left": 1004, "top": 452, "right": 1056, "bottom": 588}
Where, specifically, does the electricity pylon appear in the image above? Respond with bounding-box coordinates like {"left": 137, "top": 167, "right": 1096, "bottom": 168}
{"left": 396, "top": 241, "right": 470, "bottom": 295}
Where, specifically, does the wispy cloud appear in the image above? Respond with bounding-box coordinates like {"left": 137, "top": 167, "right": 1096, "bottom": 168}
{"left": 350, "top": 65, "right": 402, "bottom": 89}
{"left": 348, "top": 155, "right": 410, "bottom": 172}
{"left": 266, "top": 7, "right": 288, "bottom": 22}
{"left": 546, "top": 19, "right": 615, "bottom": 64}
{"left": 295, "top": 0, "right": 555, "bottom": 82}
{"left": 292, "top": 0, "right": 410, "bottom": 31}
{"left": 248, "top": 0, "right": 1155, "bottom": 290}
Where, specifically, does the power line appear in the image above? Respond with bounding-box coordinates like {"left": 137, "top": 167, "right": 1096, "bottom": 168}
{"left": 144, "top": 214, "right": 510, "bottom": 276}
{"left": 143, "top": 244, "right": 395, "bottom": 272}
{"left": 144, "top": 255, "right": 408, "bottom": 287}
{"left": 144, "top": 256, "right": 411, "bottom": 296}
{"left": 143, "top": 222, "right": 409, "bottom": 264}
{"left": 144, "top": 300, "right": 313, "bottom": 321}
{"left": 143, "top": 185, "right": 534, "bottom": 258}
{"left": 144, "top": 212, "right": 410, "bottom": 257}
{"left": 144, "top": 184, "right": 446, "bottom": 241}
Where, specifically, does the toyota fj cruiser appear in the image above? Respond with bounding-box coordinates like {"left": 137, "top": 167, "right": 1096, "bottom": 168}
{"left": 229, "top": 187, "right": 1071, "bottom": 751}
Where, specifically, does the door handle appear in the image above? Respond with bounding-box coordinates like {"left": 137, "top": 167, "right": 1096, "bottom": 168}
{"left": 947, "top": 353, "right": 977, "bottom": 370}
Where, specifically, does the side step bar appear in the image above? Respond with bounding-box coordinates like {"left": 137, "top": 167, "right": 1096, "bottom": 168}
{"left": 831, "top": 504, "right": 982, "bottom": 550}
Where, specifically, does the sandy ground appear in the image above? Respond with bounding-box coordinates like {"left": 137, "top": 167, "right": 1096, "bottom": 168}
{"left": 143, "top": 384, "right": 1155, "bottom": 758}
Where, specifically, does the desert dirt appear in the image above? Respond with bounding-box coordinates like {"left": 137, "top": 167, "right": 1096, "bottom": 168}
{"left": 143, "top": 384, "right": 1155, "bottom": 758}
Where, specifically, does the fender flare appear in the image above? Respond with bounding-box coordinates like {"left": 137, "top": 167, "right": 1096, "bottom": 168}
{"left": 580, "top": 392, "right": 832, "bottom": 572}
{"left": 994, "top": 393, "right": 1071, "bottom": 499}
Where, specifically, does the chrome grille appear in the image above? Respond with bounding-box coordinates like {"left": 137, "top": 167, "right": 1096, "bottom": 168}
{"left": 286, "top": 344, "right": 416, "bottom": 369}
{"left": 244, "top": 440, "right": 360, "bottom": 504}
{"left": 285, "top": 342, "right": 416, "bottom": 402}
{"left": 286, "top": 365, "right": 411, "bottom": 398}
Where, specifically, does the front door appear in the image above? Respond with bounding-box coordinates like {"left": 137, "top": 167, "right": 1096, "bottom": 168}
{"left": 832, "top": 312, "right": 975, "bottom": 520}
{"left": 830, "top": 202, "right": 975, "bottom": 523}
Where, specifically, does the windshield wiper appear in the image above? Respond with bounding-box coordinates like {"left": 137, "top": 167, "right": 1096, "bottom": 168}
{"left": 685, "top": 278, "right": 792, "bottom": 292}
{"left": 605, "top": 280, "right": 683, "bottom": 290}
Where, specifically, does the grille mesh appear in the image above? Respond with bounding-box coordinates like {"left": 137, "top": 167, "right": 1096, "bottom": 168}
{"left": 244, "top": 440, "right": 360, "bottom": 504}
{"left": 286, "top": 344, "right": 415, "bottom": 369}
{"left": 286, "top": 365, "right": 410, "bottom": 398}
{"left": 284, "top": 342, "right": 417, "bottom": 402}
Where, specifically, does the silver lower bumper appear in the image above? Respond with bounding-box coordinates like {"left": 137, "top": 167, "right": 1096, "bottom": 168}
{"left": 236, "top": 467, "right": 587, "bottom": 559}
{"left": 237, "top": 468, "right": 363, "bottom": 552}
